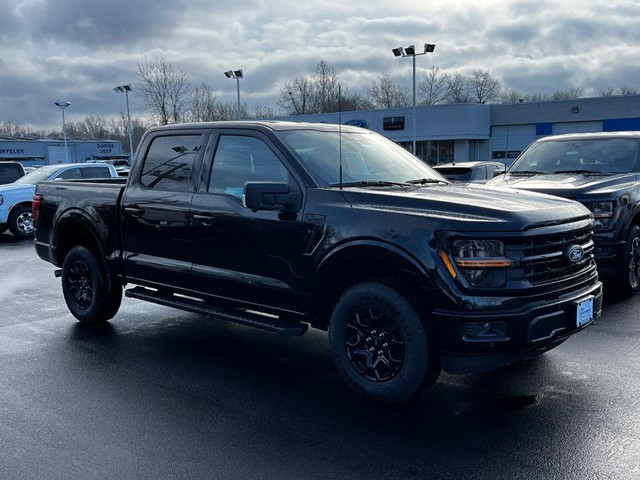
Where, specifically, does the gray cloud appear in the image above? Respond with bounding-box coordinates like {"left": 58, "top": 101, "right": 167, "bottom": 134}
{"left": 0, "top": 0, "right": 638, "bottom": 130}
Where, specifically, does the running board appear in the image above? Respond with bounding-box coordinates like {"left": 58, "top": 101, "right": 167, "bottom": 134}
{"left": 125, "top": 286, "right": 308, "bottom": 336}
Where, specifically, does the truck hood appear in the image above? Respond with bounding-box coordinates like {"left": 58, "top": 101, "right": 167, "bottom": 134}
{"left": 338, "top": 183, "right": 590, "bottom": 232}
{"left": 487, "top": 172, "right": 639, "bottom": 197}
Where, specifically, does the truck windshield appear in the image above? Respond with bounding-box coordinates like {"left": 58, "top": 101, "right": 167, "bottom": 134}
{"left": 275, "top": 129, "right": 447, "bottom": 187}
{"left": 510, "top": 138, "right": 640, "bottom": 175}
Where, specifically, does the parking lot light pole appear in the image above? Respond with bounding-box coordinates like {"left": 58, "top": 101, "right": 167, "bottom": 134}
{"left": 392, "top": 43, "right": 436, "bottom": 156}
{"left": 54, "top": 101, "right": 71, "bottom": 163}
{"left": 113, "top": 84, "right": 134, "bottom": 163}
{"left": 224, "top": 69, "right": 243, "bottom": 120}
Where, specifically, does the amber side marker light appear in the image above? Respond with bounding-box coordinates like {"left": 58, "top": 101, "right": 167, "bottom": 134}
{"left": 438, "top": 250, "right": 457, "bottom": 279}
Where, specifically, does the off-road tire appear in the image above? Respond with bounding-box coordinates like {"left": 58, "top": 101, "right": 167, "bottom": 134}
{"left": 61, "top": 246, "right": 122, "bottom": 322}
{"left": 328, "top": 282, "right": 440, "bottom": 404}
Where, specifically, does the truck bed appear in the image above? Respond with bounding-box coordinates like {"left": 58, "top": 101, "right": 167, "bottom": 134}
{"left": 34, "top": 178, "right": 127, "bottom": 268}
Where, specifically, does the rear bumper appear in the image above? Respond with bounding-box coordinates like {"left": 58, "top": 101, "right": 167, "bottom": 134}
{"left": 432, "top": 280, "right": 603, "bottom": 374}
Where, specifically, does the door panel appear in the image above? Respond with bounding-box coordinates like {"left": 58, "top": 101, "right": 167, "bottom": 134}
{"left": 189, "top": 133, "right": 309, "bottom": 312}
{"left": 121, "top": 132, "right": 207, "bottom": 289}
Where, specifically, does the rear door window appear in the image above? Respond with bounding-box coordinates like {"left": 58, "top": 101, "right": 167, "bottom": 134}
{"left": 0, "top": 164, "right": 23, "bottom": 183}
{"left": 56, "top": 168, "right": 83, "bottom": 180}
{"left": 82, "top": 167, "right": 112, "bottom": 179}
{"left": 140, "top": 134, "right": 205, "bottom": 191}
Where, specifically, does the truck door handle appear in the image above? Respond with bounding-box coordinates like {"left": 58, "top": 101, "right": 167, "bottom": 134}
{"left": 124, "top": 205, "right": 145, "bottom": 218}
{"left": 193, "top": 214, "right": 215, "bottom": 226}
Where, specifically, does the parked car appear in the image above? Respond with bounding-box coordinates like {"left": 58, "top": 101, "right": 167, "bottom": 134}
{"left": 433, "top": 161, "right": 506, "bottom": 183}
{"left": 88, "top": 158, "right": 131, "bottom": 176}
{"left": 0, "top": 161, "right": 26, "bottom": 185}
{"left": 0, "top": 162, "right": 118, "bottom": 239}
{"left": 486, "top": 131, "right": 640, "bottom": 294}
{"left": 33, "top": 121, "right": 602, "bottom": 403}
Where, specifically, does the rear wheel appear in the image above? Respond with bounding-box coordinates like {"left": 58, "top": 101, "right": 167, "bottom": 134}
{"left": 619, "top": 225, "right": 640, "bottom": 295}
{"left": 329, "top": 282, "right": 440, "bottom": 404}
{"left": 8, "top": 206, "right": 34, "bottom": 239}
{"left": 61, "top": 246, "right": 122, "bottom": 322}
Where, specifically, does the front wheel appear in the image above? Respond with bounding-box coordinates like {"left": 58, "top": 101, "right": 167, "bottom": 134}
{"left": 61, "top": 246, "right": 122, "bottom": 322}
{"left": 328, "top": 282, "right": 440, "bottom": 404}
{"left": 619, "top": 225, "right": 640, "bottom": 295}
{"left": 8, "top": 206, "right": 34, "bottom": 239}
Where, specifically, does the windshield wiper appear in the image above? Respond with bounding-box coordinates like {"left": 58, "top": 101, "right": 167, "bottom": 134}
{"left": 405, "top": 178, "right": 449, "bottom": 185}
{"left": 553, "top": 170, "right": 603, "bottom": 175}
{"left": 329, "top": 180, "right": 408, "bottom": 188}
{"left": 509, "top": 170, "right": 549, "bottom": 175}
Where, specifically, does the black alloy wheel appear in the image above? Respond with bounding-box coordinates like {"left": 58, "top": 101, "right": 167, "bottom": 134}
{"left": 344, "top": 305, "right": 406, "bottom": 382}
{"left": 61, "top": 246, "right": 122, "bottom": 322}
{"left": 329, "top": 282, "right": 440, "bottom": 404}
{"left": 625, "top": 225, "right": 640, "bottom": 294}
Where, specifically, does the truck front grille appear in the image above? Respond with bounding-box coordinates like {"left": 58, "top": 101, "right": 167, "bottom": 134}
{"left": 506, "top": 225, "right": 596, "bottom": 288}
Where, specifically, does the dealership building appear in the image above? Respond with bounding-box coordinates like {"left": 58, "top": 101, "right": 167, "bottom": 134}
{"left": 0, "top": 138, "right": 123, "bottom": 167}
{"left": 279, "top": 94, "right": 640, "bottom": 165}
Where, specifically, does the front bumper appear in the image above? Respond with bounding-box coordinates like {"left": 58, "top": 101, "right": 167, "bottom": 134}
{"left": 432, "top": 280, "right": 603, "bottom": 374}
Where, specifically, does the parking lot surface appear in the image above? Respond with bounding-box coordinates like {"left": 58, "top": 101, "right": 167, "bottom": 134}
{"left": 1, "top": 233, "right": 639, "bottom": 480}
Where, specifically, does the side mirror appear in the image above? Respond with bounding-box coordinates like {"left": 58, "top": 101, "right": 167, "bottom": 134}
{"left": 244, "top": 181, "right": 301, "bottom": 212}
{"left": 493, "top": 167, "right": 507, "bottom": 177}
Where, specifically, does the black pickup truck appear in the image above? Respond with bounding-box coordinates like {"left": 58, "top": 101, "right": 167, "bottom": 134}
{"left": 34, "top": 121, "right": 603, "bottom": 403}
{"left": 487, "top": 132, "right": 640, "bottom": 294}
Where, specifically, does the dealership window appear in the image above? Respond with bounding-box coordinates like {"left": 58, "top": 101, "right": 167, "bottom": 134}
{"left": 400, "top": 140, "right": 454, "bottom": 165}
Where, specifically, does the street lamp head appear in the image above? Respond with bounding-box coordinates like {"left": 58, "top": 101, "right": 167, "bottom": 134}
{"left": 424, "top": 43, "right": 436, "bottom": 53}
{"left": 114, "top": 84, "right": 133, "bottom": 93}
{"left": 54, "top": 101, "right": 71, "bottom": 108}
{"left": 233, "top": 69, "right": 243, "bottom": 79}
{"left": 404, "top": 45, "right": 416, "bottom": 56}
{"left": 392, "top": 47, "right": 404, "bottom": 57}
{"left": 224, "top": 70, "right": 234, "bottom": 78}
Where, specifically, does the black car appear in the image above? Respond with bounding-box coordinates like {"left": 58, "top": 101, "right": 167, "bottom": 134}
{"left": 487, "top": 131, "right": 640, "bottom": 294}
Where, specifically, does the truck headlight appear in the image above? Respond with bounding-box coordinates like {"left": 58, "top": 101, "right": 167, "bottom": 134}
{"left": 586, "top": 201, "right": 614, "bottom": 229}
{"left": 442, "top": 240, "right": 512, "bottom": 288}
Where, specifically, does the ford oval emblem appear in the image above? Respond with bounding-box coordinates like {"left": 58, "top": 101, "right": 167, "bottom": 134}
{"left": 344, "top": 119, "right": 369, "bottom": 129}
{"left": 567, "top": 245, "right": 585, "bottom": 263}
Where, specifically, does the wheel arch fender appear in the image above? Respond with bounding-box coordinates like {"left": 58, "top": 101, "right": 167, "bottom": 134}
{"left": 310, "top": 239, "right": 433, "bottom": 329}
{"left": 51, "top": 208, "right": 119, "bottom": 288}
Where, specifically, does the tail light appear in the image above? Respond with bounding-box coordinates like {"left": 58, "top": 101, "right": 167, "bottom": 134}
{"left": 32, "top": 193, "right": 43, "bottom": 228}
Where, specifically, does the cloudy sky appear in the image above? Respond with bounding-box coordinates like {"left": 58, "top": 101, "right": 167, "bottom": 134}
{"left": 1, "top": 0, "right": 639, "bottom": 131}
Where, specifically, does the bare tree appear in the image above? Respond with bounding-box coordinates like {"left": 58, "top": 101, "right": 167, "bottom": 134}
{"left": 279, "top": 76, "right": 315, "bottom": 115}
{"left": 314, "top": 60, "right": 340, "bottom": 113}
{"left": 599, "top": 87, "right": 617, "bottom": 97}
{"left": 0, "top": 120, "right": 26, "bottom": 137}
{"left": 250, "top": 102, "right": 277, "bottom": 119}
{"left": 76, "top": 116, "right": 110, "bottom": 139}
{"left": 446, "top": 73, "right": 470, "bottom": 103}
{"left": 499, "top": 88, "right": 525, "bottom": 104}
{"left": 620, "top": 85, "right": 639, "bottom": 96}
{"left": 524, "top": 92, "right": 552, "bottom": 102}
{"left": 551, "top": 88, "right": 583, "bottom": 100}
{"left": 189, "top": 83, "right": 218, "bottom": 122}
{"left": 368, "top": 72, "right": 410, "bottom": 108}
{"left": 469, "top": 70, "right": 502, "bottom": 104}
{"left": 341, "top": 91, "right": 373, "bottom": 111}
{"left": 418, "top": 66, "right": 449, "bottom": 105}
{"left": 137, "top": 55, "right": 191, "bottom": 125}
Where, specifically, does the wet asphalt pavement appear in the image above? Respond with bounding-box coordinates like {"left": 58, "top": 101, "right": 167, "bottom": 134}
{"left": 1, "top": 232, "right": 639, "bottom": 480}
